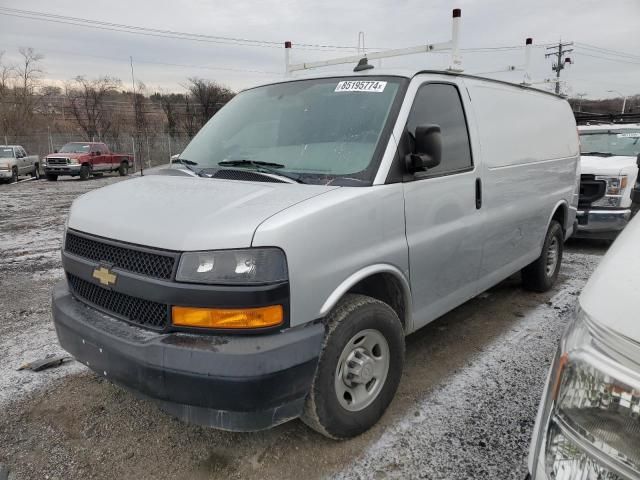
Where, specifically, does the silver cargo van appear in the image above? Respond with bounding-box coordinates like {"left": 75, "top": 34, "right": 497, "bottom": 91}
{"left": 53, "top": 70, "right": 580, "bottom": 439}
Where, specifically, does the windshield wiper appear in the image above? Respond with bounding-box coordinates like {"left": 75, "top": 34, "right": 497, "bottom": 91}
{"left": 176, "top": 158, "right": 207, "bottom": 177}
{"left": 581, "top": 151, "right": 614, "bottom": 157}
{"left": 217, "top": 159, "right": 305, "bottom": 184}
{"left": 218, "top": 159, "right": 285, "bottom": 168}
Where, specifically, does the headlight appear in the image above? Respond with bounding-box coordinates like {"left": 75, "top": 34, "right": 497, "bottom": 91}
{"left": 176, "top": 248, "right": 287, "bottom": 285}
{"left": 69, "top": 158, "right": 79, "bottom": 165}
{"left": 592, "top": 175, "right": 628, "bottom": 208}
{"left": 541, "top": 309, "right": 640, "bottom": 479}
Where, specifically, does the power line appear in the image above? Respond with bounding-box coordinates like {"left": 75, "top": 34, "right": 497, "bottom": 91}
{"left": 574, "top": 50, "right": 640, "bottom": 66}
{"left": 0, "top": 7, "right": 560, "bottom": 54}
{"left": 0, "top": 7, "right": 357, "bottom": 52}
{"left": 574, "top": 42, "right": 640, "bottom": 61}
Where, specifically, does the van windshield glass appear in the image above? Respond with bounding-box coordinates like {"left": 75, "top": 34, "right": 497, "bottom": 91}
{"left": 179, "top": 77, "right": 404, "bottom": 185}
{"left": 580, "top": 130, "right": 640, "bottom": 157}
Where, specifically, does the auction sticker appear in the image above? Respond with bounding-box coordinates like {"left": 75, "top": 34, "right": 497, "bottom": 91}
{"left": 335, "top": 80, "right": 387, "bottom": 93}
{"left": 617, "top": 133, "right": 640, "bottom": 138}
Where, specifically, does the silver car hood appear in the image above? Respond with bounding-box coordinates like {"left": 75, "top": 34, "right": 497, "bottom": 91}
{"left": 68, "top": 175, "right": 338, "bottom": 251}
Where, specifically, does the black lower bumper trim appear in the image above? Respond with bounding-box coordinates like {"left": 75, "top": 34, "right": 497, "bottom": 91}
{"left": 52, "top": 280, "right": 324, "bottom": 430}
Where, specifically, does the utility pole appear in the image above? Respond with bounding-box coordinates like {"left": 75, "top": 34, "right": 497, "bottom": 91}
{"left": 545, "top": 41, "right": 573, "bottom": 95}
{"left": 130, "top": 56, "right": 143, "bottom": 176}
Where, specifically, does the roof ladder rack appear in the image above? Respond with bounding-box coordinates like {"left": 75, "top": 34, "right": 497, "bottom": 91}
{"left": 284, "top": 8, "right": 464, "bottom": 75}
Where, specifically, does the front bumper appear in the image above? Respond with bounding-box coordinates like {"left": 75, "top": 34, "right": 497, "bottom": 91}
{"left": 44, "top": 164, "right": 81, "bottom": 175}
{"left": 0, "top": 169, "right": 12, "bottom": 179}
{"left": 573, "top": 208, "right": 631, "bottom": 239}
{"left": 52, "top": 279, "right": 324, "bottom": 431}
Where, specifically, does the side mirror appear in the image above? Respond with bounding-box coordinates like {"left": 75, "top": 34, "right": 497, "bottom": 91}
{"left": 405, "top": 124, "right": 442, "bottom": 173}
{"left": 54, "top": 149, "right": 58, "bottom": 153}
{"left": 92, "top": 151, "right": 99, "bottom": 156}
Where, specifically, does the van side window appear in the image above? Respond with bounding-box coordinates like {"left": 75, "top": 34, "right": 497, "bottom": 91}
{"left": 406, "top": 83, "right": 472, "bottom": 176}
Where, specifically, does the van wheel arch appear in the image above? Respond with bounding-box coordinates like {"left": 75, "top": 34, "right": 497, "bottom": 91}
{"left": 551, "top": 203, "right": 568, "bottom": 235}
{"left": 343, "top": 272, "right": 409, "bottom": 333}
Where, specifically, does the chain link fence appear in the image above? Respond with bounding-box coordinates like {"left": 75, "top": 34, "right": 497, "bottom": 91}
{"left": 2, "top": 131, "right": 193, "bottom": 170}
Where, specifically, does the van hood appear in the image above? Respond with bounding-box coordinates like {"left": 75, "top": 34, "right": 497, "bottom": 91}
{"left": 580, "top": 214, "right": 640, "bottom": 344}
{"left": 579, "top": 155, "right": 638, "bottom": 176}
{"left": 68, "top": 175, "right": 338, "bottom": 251}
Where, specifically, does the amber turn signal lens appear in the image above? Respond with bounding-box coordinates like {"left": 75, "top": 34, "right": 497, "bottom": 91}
{"left": 172, "top": 305, "right": 283, "bottom": 329}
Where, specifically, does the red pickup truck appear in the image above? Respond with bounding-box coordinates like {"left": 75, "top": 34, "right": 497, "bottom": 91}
{"left": 43, "top": 142, "right": 133, "bottom": 181}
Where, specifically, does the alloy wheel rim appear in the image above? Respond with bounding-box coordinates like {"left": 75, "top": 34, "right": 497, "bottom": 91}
{"left": 334, "top": 329, "right": 390, "bottom": 412}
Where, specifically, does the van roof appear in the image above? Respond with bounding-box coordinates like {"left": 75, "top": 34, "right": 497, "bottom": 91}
{"left": 249, "top": 68, "right": 563, "bottom": 99}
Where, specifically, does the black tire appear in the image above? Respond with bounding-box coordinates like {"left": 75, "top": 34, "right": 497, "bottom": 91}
{"left": 45, "top": 173, "right": 58, "bottom": 181}
{"left": 522, "top": 220, "right": 564, "bottom": 292}
{"left": 118, "top": 161, "right": 129, "bottom": 176}
{"left": 9, "top": 167, "right": 18, "bottom": 184}
{"left": 301, "top": 294, "right": 405, "bottom": 439}
{"left": 79, "top": 165, "right": 90, "bottom": 181}
{"left": 31, "top": 164, "right": 40, "bottom": 180}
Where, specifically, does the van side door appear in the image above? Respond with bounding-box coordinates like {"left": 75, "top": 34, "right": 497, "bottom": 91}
{"left": 402, "top": 81, "right": 484, "bottom": 330}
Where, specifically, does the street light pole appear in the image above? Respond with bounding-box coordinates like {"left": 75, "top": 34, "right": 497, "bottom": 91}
{"left": 607, "top": 89, "right": 627, "bottom": 114}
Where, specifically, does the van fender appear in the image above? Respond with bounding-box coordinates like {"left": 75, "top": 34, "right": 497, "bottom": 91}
{"left": 318, "top": 264, "right": 412, "bottom": 330}
{"left": 541, "top": 200, "right": 569, "bottom": 250}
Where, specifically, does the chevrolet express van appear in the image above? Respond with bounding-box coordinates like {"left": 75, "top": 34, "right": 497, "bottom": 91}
{"left": 52, "top": 70, "right": 580, "bottom": 439}
{"left": 528, "top": 215, "right": 640, "bottom": 480}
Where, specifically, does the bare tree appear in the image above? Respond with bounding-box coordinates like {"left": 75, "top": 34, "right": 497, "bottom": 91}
{"left": 67, "top": 76, "right": 121, "bottom": 140}
{"left": 182, "top": 95, "right": 199, "bottom": 138}
{"left": 0, "top": 47, "right": 44, "bottom": 138}
{"left": 186, "top": 77, "right": 234, "bottom": 129}
{"left": 132, "top": 81, "right": 151, "bottom": 168}
{"left": 0, "top": 51, "right": 14, "bottom": 136}
{"left": 0, "top": 51, "right": 13, "bottom": 100}
{"left": 156, "top": 92, "right": 183, "bottom": 138}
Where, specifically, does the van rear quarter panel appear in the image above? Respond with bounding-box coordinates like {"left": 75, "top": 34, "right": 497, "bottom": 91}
{"left": 251, "top": 184, "right": 409, "bottom": 329}
{"left": 464, "top": 79, "right": 579, "bottom": 286}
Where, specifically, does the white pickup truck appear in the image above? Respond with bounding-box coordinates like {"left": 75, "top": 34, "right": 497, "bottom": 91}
{"left": 574, "top": 124, "right": 640, "bottom": 239}
{"left": 0, "top": 145, "right": 40, "bottom": 183}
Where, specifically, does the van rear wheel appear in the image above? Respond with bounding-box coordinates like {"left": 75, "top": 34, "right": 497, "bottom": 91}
{"left": 301, "top": 294, "right": 404, "bottom": 439}
{"left": 521, "top": 220, "right": 564, "bottom": 292}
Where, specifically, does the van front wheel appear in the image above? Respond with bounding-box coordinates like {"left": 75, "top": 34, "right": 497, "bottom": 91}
{"left": 301, "top": 294, "right": 404, "bottom": 439}
{"left": 521, "top": 220, "right": 564, "bottom": 292}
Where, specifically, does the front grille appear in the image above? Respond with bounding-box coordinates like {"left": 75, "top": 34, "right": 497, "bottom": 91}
{"left": 67, "top": 273, "right": 168, "bottom": 330}
{"left": 65, "top": 232, "right": 176, "bottom": 280}
{"left": 47, "top": 157, "right": 69, "bottom": 165}
{"left": 579, "top": 174, "right": 606, "bottom": 208}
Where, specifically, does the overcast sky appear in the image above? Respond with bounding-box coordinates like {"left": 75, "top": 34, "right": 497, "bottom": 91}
{"left": 1, "top": 0, "right": 639, "bottom": 99}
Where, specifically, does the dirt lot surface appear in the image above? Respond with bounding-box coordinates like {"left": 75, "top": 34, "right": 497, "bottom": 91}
{"left": 0, "top": 175, "right": 606, "bottom": 479}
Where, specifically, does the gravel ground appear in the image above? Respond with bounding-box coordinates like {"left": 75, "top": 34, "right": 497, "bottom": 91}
{"left": 0, "top": 175, "right": 606, "bottom": 480}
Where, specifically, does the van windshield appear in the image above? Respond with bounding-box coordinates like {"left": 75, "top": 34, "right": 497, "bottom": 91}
{"left": 580, "top": 130, "right": 640, "bottom": 157}
{"left": 179, "top": 77, "right": 405, "bottom": 185}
